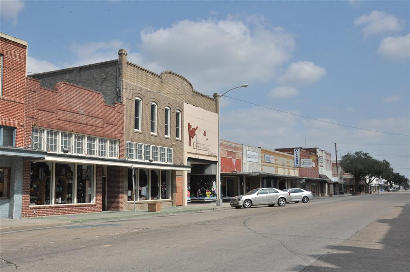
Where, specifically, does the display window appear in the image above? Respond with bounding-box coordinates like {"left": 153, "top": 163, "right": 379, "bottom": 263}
{"left": 127, "top": 168, "right": 136, "bottom": 201}
{"left": 55, "top": 163, "right": 74, "bottom": 204}
{"left": 151, "top": 170, "right": 160, "bottom": 200}
{"left": 0, "top": 168, "right": 10, "bottom": 198}
{"left": 30, "top": 162, "right": 95, "bottom": 206}
{"left": 160, "top": 170, "right": 171, "bottom": 199}
{"left": 30, "top": 162, "right": 52, "bottom": 205}
{"left": 189, "top": 175, "right": 217, "bottom": 200}
{"left": 77, "top": 164, "right": 94, "bottom": 203}
{"left": 139, "top": 169, "right": 148, "bottom": 200}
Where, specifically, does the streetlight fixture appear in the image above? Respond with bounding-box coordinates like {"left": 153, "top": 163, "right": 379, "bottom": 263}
{"left": 213, "top": 84, "right": 248, "bottom": 206}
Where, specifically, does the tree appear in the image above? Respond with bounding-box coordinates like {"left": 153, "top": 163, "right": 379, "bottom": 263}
{"left": 340, "top": 151, "right": 381, "bottom": 193}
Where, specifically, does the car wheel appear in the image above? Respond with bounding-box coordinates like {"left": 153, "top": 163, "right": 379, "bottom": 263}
{"left": 302, "top": 196, "right": 309, "bottom": 203}
{"left": 243, "top": 199, "right": 252, "bottom": 208}
{"left": 278, "top": 198, "right": 286, "bottom": 207}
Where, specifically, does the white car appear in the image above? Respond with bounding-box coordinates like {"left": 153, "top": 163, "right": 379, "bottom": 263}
{"left": 230, "top": 188, "right": 291, "bottom": 208}
{"left": 285, "top": 188, "right": 313, "bottom": 203}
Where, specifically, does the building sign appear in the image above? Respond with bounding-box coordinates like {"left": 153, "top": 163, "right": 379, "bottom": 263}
{"left": 301, "top": 159, "right": 315, "bottom": 168}
{"left": 294, "top": 148, "right": 301, "bottom": 167}
{"left": 262, "top": 166, "right": 275, "bottom": 174}
{"left": 184, "top": 103, "right": 218, "bottom": 161}
{"left": 264, "top": 154, "right": 275, "bottom": 163}
{"left": 247, "top": 151, "right": 259, "bottom": 163}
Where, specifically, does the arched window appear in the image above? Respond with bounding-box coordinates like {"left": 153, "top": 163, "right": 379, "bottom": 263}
{"left": 150, "top": 102, "right": 157, "bottom": 134}
{"left": 164, "top": 107, "right": 170, "bottom": 137}
{"left": 134, "top": 97, "right": 142, "bottom": 131}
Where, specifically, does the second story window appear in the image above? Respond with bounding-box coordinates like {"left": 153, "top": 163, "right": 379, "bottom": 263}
{"left": 152, "top": 146, "right": 159, "bottom": 162}
{"left": 87, "top": 137, "right": 96, "bottom": 156}
{"left": 32, "top": 128, "right": 44, "bottom": 150}
{"left": 98, "top": 138, "right": 107, "bottom": 157}
{"left": 74, "top": 135, "right": 84, "bottom": 154}
{"left": 0, "top": 126, "right": 16, "bottom": 147}
{"left": 144, "top": 144, "right": 151, "bottom": 161}
{"left": 176, "top": 110, "right": 181, "bottom": 140}
{"left": 46, "top": 130, "right": 58, "bottom": 152}
{"left": 61, "top": 132, "right": 72, "bottom": 153}
{"left": 126, "top": 142, "right": 135, "bottom": 159}
{"left": 164, "top": 107, "right": 170, "bottom": 137}
{"left": 150, "top": 102, "right": 157, "bottom": 135}
{"left": 136, "top": 143, "right": 144, "bottom": 160}
{"left": 134, "top": 98, "right": 142, "bottom": 131}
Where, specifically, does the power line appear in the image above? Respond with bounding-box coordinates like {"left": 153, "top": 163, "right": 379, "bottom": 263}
{"left": 224, "top": 95, "right": 410, "bottom": 137}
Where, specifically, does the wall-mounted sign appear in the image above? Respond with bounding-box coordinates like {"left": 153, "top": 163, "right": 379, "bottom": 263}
{"left": 294, "top": 148, "right": 301, "bottom": 167}
{"left": 301, "top": 159, "right": 315, "bottom": 168}
{"left": 247, "top": 151, "right": 259, "bottom": 163}
{"left": 264, "top": 154, "right": 275, "bottom": 163}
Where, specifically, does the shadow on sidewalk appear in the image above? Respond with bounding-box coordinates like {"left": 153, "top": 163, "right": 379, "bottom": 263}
{"left": 292, "top": 204, "right": 410, "bottom": 272}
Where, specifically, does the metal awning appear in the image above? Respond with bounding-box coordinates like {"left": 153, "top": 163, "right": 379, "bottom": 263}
{"left": 0, "top": 147, "right": 46, "bottom": 159}
{"left": 43, "top": 154, "right": 190, "bottom": 171}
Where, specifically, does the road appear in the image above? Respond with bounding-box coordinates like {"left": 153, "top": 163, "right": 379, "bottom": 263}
{"left": 1, "top": 192, "right": 409, "bottom": 272}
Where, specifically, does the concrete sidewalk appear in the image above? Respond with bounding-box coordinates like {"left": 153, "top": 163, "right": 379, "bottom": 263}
{"left": 0, "top": 202, "right": 231, "bottom": 233}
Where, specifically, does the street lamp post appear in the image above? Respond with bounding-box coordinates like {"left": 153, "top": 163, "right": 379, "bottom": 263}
{"left": 214, "top": 84, "right": 248, "bottom": 206}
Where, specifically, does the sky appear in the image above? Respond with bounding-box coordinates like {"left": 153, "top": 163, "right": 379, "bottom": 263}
{"left": 1, "top": 0, "right": 409, "bottom": 177}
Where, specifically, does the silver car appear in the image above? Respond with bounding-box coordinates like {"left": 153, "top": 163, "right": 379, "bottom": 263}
{"left": 285, "top": 188, "right": 313, "bottom": 203}
{"left": 230, "top": 188, "right": 290, "bottom": 208}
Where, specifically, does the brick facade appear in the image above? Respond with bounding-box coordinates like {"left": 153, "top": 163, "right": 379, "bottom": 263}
{"left": 0, "top": 34, "right": 27, "bottom": 148}
{"left": 275, "top": 148, "right": 319, "bottom": 178}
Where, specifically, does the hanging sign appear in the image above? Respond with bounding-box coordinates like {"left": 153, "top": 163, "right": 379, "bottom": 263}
{"left": 294, "top": 148, "right": 301, "bottom": 167}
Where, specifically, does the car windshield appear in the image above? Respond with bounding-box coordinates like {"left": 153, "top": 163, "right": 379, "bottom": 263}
{"left": 246, "top": 189, "right": 259, "bottom": 195}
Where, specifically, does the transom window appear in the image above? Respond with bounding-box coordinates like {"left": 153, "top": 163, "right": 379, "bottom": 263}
{"left": 152, "top": 146, "right": 159, "bottom": 162}
{"left": 144, "top": 144, "right": 151, "bottom": 161}
{"left": 160, "top": 147, "right": 166, "bottom": 162}
{"left": 31, "top": 127, "right": 118, "bottom": 159}
{"left": 126, "top": 142, "right": 135, "bottom": 159}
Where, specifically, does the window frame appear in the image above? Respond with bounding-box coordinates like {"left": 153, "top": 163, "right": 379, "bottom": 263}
{"left": 164, "top": 107, "right": 171, "bottom": 138}
{"left": 126, "top": 142, "right": 135, "bottom": 160}
{"left": 0, "top": 126, "right": 16, "bottom": 147}
{"left": 150, "top": 102, "right": 158, "bottom": 135}
{"left": 175, "top": 110, "right": 181, "bottom": 140}
{"left": 134, "top": 97, "right": 142, "bottom": 132}
{"left": 151, "top": 145, "right": 159, "bottom": 162}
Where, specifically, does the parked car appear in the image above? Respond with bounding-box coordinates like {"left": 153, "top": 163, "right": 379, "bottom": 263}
{"left": 230, "top": 188, "right": 290, "bottom": 208}
{"left": 284, "top": 188, "right": 313, "bottom": 203}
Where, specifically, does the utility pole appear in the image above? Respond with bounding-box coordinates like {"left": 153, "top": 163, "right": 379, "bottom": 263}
{"left": 334, "top": 143, "right": 341, "bottom": 194}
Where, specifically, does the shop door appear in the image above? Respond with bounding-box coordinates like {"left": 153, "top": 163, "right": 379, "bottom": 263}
{"left": 102, "top": 177, "right": 107, "bottom": 211}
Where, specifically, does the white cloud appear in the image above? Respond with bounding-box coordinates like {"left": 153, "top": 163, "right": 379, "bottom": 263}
{"left": 355, "top": 10, "right": 402, "bottom": 37}
{"left": 278, "top": 61, "right": 326, "bottom": 87}
{"left": 134, "top": 18, "right": 295, "bottom": 93}
{"left": 270, "top": 86, "right": 298, "bottom": 98}
{"left": 0, "top": 0, "right": 24, "bottom": 20}
{"left": 27, "top": 56, "right": 59, "bottom": 74}
{"left": 383, "top": 95, "right": 400, "bottom": 103}
{"left": 378, "top": 34, "right": 410, "bottom": 60}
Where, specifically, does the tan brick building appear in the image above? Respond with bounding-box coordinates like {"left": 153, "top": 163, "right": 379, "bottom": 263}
{"left": 31, "top": 48, "right": 216, "bottom": 209}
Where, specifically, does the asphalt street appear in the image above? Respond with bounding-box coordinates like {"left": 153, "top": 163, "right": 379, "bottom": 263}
{"left": 1, "top": 192, "right": 409, "bottom": 272}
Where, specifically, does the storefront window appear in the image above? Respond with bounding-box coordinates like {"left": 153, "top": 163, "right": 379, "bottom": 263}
{"left": 139, "top": 169, "right": 148, "bottom": 200}
{"left": 77, "top": 164, "right": 94, "bottom": 203}
{"left": 160, "top": 170, "right": 171, "bottom": 199}
{"left": 0, "top": 168, "right": 10, "bottom": 198}
{"left": 30, "top": 162, "right": 52, "bottom": 205}
{"left": 151, "top": 170, "right": 159, "bottom": 200}
{"left": 55, "top": 163, "right": 74, "bottom": 204}
{"left": 128, "top": 168, "right": 136, "bottom": 201}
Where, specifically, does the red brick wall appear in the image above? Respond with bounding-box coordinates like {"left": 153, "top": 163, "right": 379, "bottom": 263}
{"left": 24, "top": 78, "right": 125, "bottom": 156}
{"left": 0, "top": 36, "right": 26, "bottom": 147}
{"left": 22, "top": 162, "right": 103, "bottom": 217}
{"left": 107, "top": 166, "right": 126, "bottom": 211}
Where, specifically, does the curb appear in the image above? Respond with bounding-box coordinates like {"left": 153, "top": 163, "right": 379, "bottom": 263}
{"left": 0, "top": 205, "right": 230, "bottom": 234}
